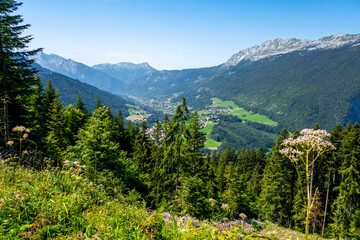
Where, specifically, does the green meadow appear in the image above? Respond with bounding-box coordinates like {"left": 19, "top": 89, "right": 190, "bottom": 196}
{"left": 210, "top": 98, "right": 277, "bottom": 126}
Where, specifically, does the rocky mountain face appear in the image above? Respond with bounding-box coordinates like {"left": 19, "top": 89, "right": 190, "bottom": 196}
{"left": 92, "top": 62, "right": 157, "bottom": 84}
{"left": 223, "top": 34, "right": 360, "bottom": 67}
{"left": 34, "top": 52, "right": 126, "bottom": 94}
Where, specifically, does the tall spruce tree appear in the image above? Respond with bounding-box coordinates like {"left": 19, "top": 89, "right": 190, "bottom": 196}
{"left": 259, "top": 129, "right": 297, "bottom": 227}
{"left": 46, "top": 91, "right": 66, "bottom": 160}
{"left": 331, "top": 123, "right": 360, "bottom": 238}
{"left": 0, "top": 0, "right": 41, "bottom": 145}
{"left": 185, "top": 111, "right": 206, "bottom": 176}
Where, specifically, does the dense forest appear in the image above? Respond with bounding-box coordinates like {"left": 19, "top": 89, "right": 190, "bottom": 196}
{"left": 1, "top": 1, "right": 360, "bottom": 239}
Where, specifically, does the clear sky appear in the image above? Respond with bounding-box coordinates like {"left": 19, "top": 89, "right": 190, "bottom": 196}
{"left": 18, "top": 0, "right": 360, "bottom": 70}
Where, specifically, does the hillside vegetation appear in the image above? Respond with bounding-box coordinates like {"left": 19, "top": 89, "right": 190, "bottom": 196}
{"left": 0, "top": 161, "right": 329, "bottom": 239}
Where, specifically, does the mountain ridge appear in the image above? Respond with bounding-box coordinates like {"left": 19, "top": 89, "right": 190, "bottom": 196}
{"left": 92, "top": 62, "right": 157, "bottom": 84}
{"left": 33, "top": 63, "right": 129, "bottom": 116}
{"left": 34, "top": 52, "right": 126, "bottom": 94}
{"left": 223, "top": 34, "right": 360, "bottom": 67}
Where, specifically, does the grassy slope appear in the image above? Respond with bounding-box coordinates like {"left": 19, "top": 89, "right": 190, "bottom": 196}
{"left": 0, "top": 163, "right": 329, "bottom": 239}
{"left": 200, "top": 122, "right": 222, "bottom": 148}
{"left": 210, "top": 98, "right": 277, "bottom": 126}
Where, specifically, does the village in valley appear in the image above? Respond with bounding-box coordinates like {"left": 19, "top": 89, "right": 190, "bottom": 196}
{"left": 126, "top": 96, "right": 278, "bottom": 150}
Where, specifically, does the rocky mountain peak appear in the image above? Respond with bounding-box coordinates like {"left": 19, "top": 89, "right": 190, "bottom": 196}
{"left": 224, "top": 34, "right": 360, "bottom": 68}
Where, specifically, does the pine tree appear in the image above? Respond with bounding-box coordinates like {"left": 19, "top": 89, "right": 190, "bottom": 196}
{"left": 63, "top": 104, "right": 86, "bottom": 146}
{"left": 331, "top": 123, "right": 360, "bottom": 238}
{"left": 133, "top": 119, "right": 152, "bottom": 173}
{"left": 185, "top": 111, "right": 206, "bottom": 176}
{"left": 46, "top": 91, "right": 66, "bottom": 160}
{"left": 75, "top": 94, "right": 88, "bottom": 115}
{"left": 29, "top": 77, "right": 46, "bottom": 146}
{"left": 95, "top": 96, "right": 102, "bottom": 110}
{"left": 216, "top": 145, "right": 236, "bottom": 194}
{"left": 259, "top": 129, "right": 297, "bottom": 227}
{"left": 148, "top": 119, "right": 164, "bottom": 207}
{"left": 0, "top": 0, "right": 41, "bottom": 144}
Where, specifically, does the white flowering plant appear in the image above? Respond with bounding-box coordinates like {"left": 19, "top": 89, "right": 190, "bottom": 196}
{"left": 279, "top": 128, "right": 335, "bottom": 240}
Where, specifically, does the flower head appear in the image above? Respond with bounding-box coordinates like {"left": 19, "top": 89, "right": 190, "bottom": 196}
{"left": 221, "top": 203, "right": 229, "bottom": 211}
{"left": 280, "top": 128, "right": 335, "bottom": 162}
{"left": 12, "top": 126, "right": 30, "bottom": 133}
{"left": 209, "top": 198, "right": 216, "bottom": 207}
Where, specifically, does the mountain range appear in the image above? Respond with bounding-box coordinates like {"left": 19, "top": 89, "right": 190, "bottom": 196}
{"left": 125, "top": 34, "right": 360, "bottom": 131}
{"left": 33, "top": 34, "right": 360, "bottom": 150}
{"left": 92, "top": 62, "right": 157, "bottom": 85}
{"left": 33, "top": 63, "right": 129, "bottom": 117}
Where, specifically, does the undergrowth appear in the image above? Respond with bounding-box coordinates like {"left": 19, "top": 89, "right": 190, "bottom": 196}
{"left": 0, "top": 161, "right": 329, "bottom": 239}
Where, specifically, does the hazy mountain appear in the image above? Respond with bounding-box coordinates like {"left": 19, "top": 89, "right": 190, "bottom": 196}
{"left": 126, "top": 66, "right": 221, "bottom": 98}
{"left": 92, "top": 62, "right": 157, "bottom": 84}
{"left": 33, "top": 63, "right": 129, "bottom": 116}
{"left": 34, "top": 52, "right": 126, "bottom": 94}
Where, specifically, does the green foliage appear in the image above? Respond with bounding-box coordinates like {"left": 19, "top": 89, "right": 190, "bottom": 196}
{"left": 0, "top": 0, "right": 41, "bottom": 145}
{"left": 259, "top": 129, "right": 297, "bottom": 226}
{"left": 0, "top": 162, "right": 151, "bottom": 239}
{"left": 175, "top": 176, "right": 210, "bottom": 219}
{"left": 65, "top": 106, "right": 141, "bottom": 193}
{"left": 211, "top": 120, "right": 277, "bottom": 151}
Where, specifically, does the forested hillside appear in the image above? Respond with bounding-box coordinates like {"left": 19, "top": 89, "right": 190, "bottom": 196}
{"left": 126, "top": 36, "right": 360, "bottom": 132}
{"left": 195, "top": 45, "right": 360, "bottom": 131}
{"left": 34, "top": 63, "right": 130, "bottom": 116}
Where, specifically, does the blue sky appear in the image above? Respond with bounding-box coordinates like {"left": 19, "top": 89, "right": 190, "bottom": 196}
{"left": 19, "top": 0, "right": 360, "bottom": 70}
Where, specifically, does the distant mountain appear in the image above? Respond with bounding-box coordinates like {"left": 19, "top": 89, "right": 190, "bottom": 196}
{"left": 33, "top": 63, "right": 129, "bottom": 116}
{"left": 223, "top": 34, "right": 360, "bottom": 67}
{"left": 35, "top": 34, "right": 360, "bottom": 150}
{"left": 126, "top": 34, "right": 360, "bottom": 132}
{"left": 126, "top": 66, "right": 221, "bottom": 99}
{"left": 191, "top": 41, "right": 360, "bottom": 132}
{"left": 34, "top": 52, "right": 126, "bottom": 94}
{"left": 92, "top": 62, "right": 157, "bottom": 84}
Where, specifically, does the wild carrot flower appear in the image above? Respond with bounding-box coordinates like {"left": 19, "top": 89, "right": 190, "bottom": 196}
{"left": 209, "top": 198, "right": 216, "bottom": 207}
{"left": 221, "top": 203, "right": 229, "bottom": 212}
{"left": 12, "top": 126, "right": 30, "bottom": 133}
{"left": 239, "top": 213, "right": 247, "bottom": 221}
{"left": 279, "top": 128, "right": 335, "bottom": 240}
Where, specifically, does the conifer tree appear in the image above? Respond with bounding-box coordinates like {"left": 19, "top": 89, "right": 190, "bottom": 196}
{"left": 133, "top": 119, "right": 152, "bottom": 174}
{"left": 75, "top": 94, "right": 88, "bottom": 115}
{"left": 259, "top": 129, "right": 297, "bottom": 227}
{"left": 95, "top": 96, "right": 102, "bottom": 109}
{"left": 331, "top": 123, "right": 360, "bottom": 238}
{"left": 0, "top": 0, "right": 41, "bottom": 144}
{"left": 63, "top": 104, "right": 86, "bottom": 145}
{"left": 46, "top": 91, "right": 66, "bottom": 159}
{"left": 148, "top": 119, "right": 165, "bottom": 207}
{"left": 112, "top": 109, "right": 131, "bottom": 153}
{"left": 30, "top": 77, "right": 46, "bottom": 146}
{"left": 185, "top": 111, "right": 206, "bottom": 176}
{"left": 216, "top": 145, "right": 236, "bottom": 194}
